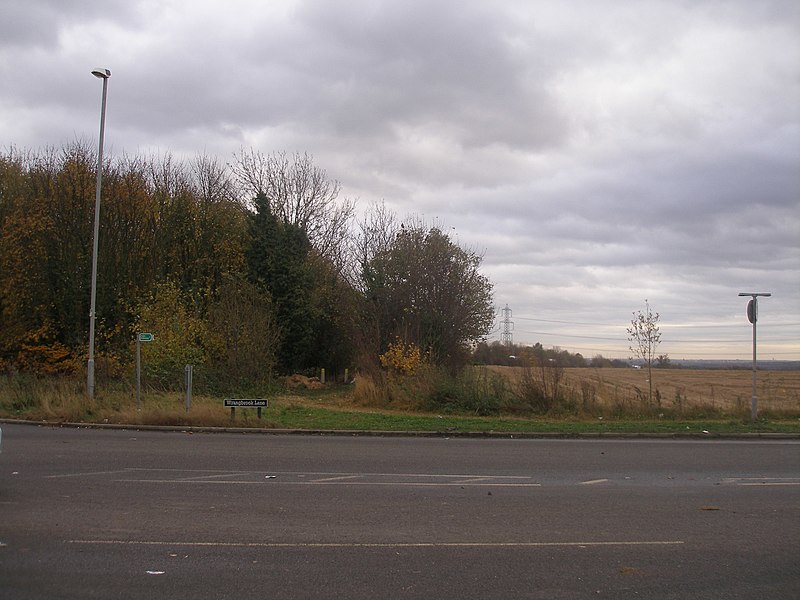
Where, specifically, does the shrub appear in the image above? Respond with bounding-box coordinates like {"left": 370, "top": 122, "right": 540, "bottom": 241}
{"left": 131, "top": 281, "right": 207, "bottom": 390}
{"left": 379, "top": 338, "right": 423, "bottom": 375}
{"left": 420, "top": 366, "right": 508, "bottom": 416}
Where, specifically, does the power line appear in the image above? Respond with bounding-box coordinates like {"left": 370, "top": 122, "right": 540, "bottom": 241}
{"left": 491, "top": 311, "right": 799, "bottom": 359}
{"left": 514, "top": 315, "right": 799, "bottom": 329}
{"left": 514, "top": 316, "right": 613, "bottom": 327}
{"left": 514, "top": 329, "right": 623, "bottom": 342}
{"left": 486, "top": 336, "right": 800, "bottom": 359}
{"left": 514, "top": 328, "right": 796, "bottom": 344}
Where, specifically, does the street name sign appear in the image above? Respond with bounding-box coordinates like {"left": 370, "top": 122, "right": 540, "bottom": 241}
{"left": 224, "top": 399, "right": 268, "bottom": 407}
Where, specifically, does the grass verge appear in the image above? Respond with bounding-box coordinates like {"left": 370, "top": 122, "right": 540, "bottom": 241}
{"left": 0, "top": 375, "right": 797, "bottom": 435}
{"left": 270, "top": 403, "right": 800, "bottom": 435}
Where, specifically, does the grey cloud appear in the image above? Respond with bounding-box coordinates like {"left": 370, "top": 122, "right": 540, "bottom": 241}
{"left": 0, "top": 0, "right": 146, "bottom": 48}
{"left": 1, "top": 0, "right": 797, "bottom": 358}
{"left": 280, "top": 0, "right": 569, "bottom": 150}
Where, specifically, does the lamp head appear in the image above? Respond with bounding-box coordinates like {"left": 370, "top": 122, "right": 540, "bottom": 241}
{"left": 91, "top": 68, "right": 111, "bottom": 79}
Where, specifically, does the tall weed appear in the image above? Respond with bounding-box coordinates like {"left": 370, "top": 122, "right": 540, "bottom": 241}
{"left": 423, "top": 367, "right": 508, "bottom": 416}
{"left": 514, "top": 365, "right": 579, "bottom": 415}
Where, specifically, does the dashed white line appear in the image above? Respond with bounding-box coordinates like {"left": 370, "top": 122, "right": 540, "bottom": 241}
{"left": 67, "top": 539, "right": 685, "bottom": 549}
{"left": 722, "top": 477, "right": 800, "bottom": 486}
{"left": 738, "top": 482, "right": 800, "bottom": 487}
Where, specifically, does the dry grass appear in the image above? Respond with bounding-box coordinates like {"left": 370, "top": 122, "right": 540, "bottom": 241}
{"left": 2, "top": 368, "right": 799, "bottom": 426}
{"left": 488, "top": 366, "right": 800, "bottom": 416}
{"left": 0, "top": 374, "right": 394, "bottom": 427}
{"left": 0, "top": 376, "right": 266, "bottom": 427}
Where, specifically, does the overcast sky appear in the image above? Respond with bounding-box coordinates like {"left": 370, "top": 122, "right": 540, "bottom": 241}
{"left": 1, "top": 0, "right": 798, "bottom": 360}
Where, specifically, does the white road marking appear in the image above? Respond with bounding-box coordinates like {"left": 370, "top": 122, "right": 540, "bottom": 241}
{"left": 67, "top": 539, "right": 685, "bottom": 548}
{"left": 45, "top": 469, "right": 134, "bottom": 479}
{"left": 175, "top": 473, "right": 252, "bottom": 481}
{"left": 738, "top": 482, "right": 800, "bottom": 486}
{"left": 311, "top": 475, "right": 361, "bottom": 482}
{"left": 89, "top": 468, "right": 542, "bottom": 487}
{"left": 722, "top": 477, "right": 800, "bottom": 486}
{"left": 64, "top": 468, "right": 534, "bottom": 480}
{"left": 115, "top": 479, "right": 542, "bottom": 487}
{"left": 579, "top": 479, "right": 610, "bottom": 485}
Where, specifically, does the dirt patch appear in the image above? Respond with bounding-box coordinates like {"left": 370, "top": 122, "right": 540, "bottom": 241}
{"left": 285, "top": 374, "right": 324, "bottom": 390}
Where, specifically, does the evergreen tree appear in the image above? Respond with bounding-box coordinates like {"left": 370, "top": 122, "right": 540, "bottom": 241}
{"left": 246, "top": 193, "right": 316, "bottom": 373}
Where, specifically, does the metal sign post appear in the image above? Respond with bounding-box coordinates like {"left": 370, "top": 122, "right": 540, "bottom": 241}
{"left": 738, "top": 293, "right": 771, "bottom": 421}
{"left": 136, "top": 333, "right": 154, "bottom": 410}
{"left": 224, "top": 399, "right": 268, "bottom": 420}
{"left": 185, "top": 365, "right": 193, "bottom": 413}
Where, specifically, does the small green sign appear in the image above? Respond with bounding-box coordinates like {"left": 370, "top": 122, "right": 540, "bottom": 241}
{"left": 138, "top": 332, "right": 154, "bottom": 342}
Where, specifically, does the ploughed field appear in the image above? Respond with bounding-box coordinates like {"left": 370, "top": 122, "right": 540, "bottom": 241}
{"left": 489, "top": 366, "right": 800, "bottom": 415}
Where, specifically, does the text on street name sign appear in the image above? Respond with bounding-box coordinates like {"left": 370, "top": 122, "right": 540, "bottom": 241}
{"left": 224, "top": 399, "right": 268, "bottom": 408}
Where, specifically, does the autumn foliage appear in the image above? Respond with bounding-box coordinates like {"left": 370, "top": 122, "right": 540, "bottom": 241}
{"left": 0, "top": 144, "right": 495, "bottom": 392}
{"left": 379, "top": 338, "right": 424, "bottom": 375}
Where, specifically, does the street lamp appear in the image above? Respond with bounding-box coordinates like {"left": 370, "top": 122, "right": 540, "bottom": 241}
{"left": 738, "top": 292, "right": 771, "bottom": 421}
{"left": 87, "top": 67, "right": 111, "bottom": 399}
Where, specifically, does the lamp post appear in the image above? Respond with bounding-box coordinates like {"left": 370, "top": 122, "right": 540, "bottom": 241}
{"left": 87, "top": 67, "right": 111, "bottom": 399}
{"left": 738, "top": 292, "right": 771, "bottom": 421}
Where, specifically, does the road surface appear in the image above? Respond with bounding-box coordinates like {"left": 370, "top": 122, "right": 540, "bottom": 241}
{"left": 0, "top": 424, "right": 798, "bottom": 598}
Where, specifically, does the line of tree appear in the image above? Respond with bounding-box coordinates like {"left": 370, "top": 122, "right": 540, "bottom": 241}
{"left": 0, "top": 143, "right": 495, "bottom": 390}
{"left": 472, "top": 341, "right": 632, "bottom": 369}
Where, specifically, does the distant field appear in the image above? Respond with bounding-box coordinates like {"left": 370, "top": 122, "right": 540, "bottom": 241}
{"left": 489, "top": 366, "right": 800, "bottom": 415}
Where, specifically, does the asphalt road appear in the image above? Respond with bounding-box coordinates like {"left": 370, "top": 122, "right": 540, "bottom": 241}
{"left": 0, "top": 424, "right": 798, "bottom": 599}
